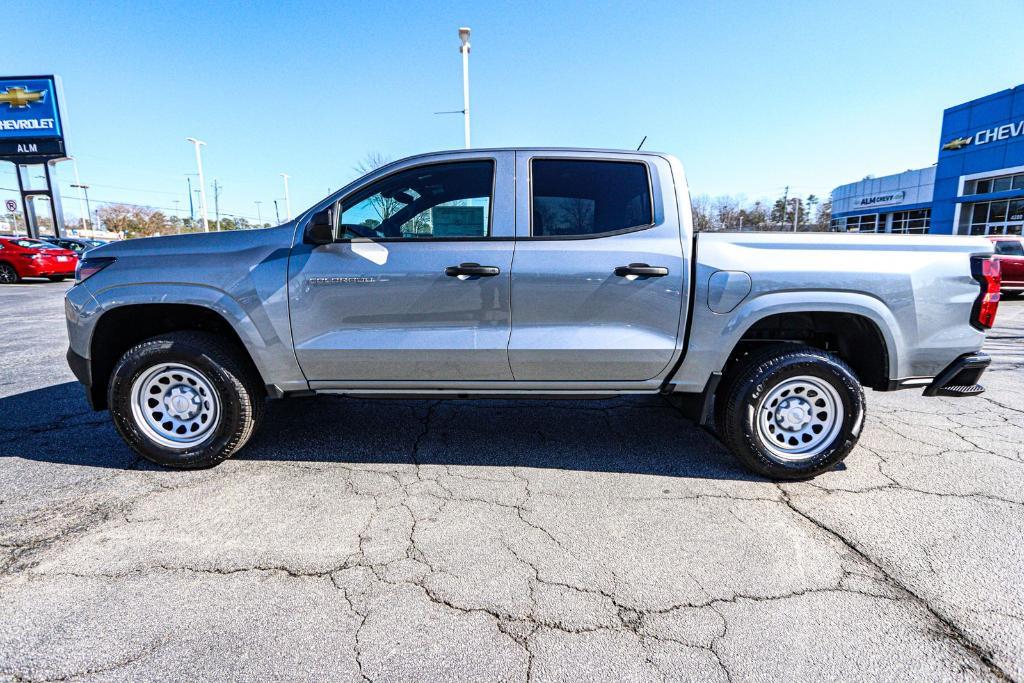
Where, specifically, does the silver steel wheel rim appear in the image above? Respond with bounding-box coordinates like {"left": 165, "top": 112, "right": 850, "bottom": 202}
{"left": 755, "top": 375, "right": 844, "bottom": 462}
{"left": 130, "top": 363, "right": 221, "bottom": 450}
{"left": 0, "top": 265, "right": 15, "bottom": 283}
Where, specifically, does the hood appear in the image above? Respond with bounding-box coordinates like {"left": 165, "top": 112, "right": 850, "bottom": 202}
{"left": 90, "top": 224, "right": 297, "bottom": 259}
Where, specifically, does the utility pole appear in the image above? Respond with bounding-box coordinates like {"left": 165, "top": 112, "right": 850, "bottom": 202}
{"left": 279, "top": 173, "right": 292, "bottom": 220}
{"left": 780, "top": 185, "right": 789, "bottom": 230}
{"left": 186, "top": 137, "right": 210, "bottom": 232}
{"left": 273, "top": 200, "right": 281, "bottom": 225}
{"left": 791, "top": 198, "right": 800, "bottom": 232}
{"left": 186, "top": 177, "right": 195, "bottom": 222}
{"left": 212, "top": 179, "right": 221, "bottom": 230}
{"left": 254, "top": 201, "right": 263, "bottom": 226}
{"left": 459, "top": 27, "right": 472, "bottom": 149}
{"left": 69, "top": 183, "right": 93, "bottom": 233}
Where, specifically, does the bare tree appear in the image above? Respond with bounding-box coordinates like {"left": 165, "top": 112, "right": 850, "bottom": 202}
{"left": 353, "top": 152, "right": 401, "bottom": 223}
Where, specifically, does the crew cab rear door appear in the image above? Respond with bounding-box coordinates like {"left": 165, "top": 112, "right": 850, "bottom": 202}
{"left": 288, "top": 152, "right": 516, "bottom": 383}
{"left": 509, "top": 151, "right": 687, "bottom": 381}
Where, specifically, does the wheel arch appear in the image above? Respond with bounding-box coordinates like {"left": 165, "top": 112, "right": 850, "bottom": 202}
{"left": 86, "top": 299, "right": 266, "bottom": 410}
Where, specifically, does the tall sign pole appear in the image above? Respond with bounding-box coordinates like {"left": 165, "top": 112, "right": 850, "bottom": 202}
{"left": 186, "top": 137, "right": 209, "bottom": 232}
{"left": 458, "top": 27, "right": 471, "bottom": 149}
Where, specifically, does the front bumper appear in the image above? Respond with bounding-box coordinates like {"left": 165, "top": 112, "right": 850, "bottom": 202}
{"left": 923, "top": 352, "right": 990, "bottom": 397}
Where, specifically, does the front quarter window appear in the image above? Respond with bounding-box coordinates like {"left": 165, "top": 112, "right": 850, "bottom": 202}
{"left": 339, "top": 160, "right": 493, "bottom": 240}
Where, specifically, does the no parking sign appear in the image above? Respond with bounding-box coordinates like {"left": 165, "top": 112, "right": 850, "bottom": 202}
{"left": 4, "top": 199, "right": 17, "bottom": 212}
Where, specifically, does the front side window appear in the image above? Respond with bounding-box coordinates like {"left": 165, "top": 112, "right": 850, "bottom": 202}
{"left": 339, "top": 160, "right": 493, "bottom": 239}
{"left": 531, "top": 159, "right": 652, "bottom": 237}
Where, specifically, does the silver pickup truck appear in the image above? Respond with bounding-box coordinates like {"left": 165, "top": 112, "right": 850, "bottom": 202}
{"left": 64, "top": 148, "right": 1002, "bottom": 479}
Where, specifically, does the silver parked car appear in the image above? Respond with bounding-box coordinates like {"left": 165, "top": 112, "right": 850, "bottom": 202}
{"left": 64, "top": 148, "right": 1000, "bottom": 478}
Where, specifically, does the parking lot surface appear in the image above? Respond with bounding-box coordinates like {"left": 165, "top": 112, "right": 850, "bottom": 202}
{"left": 1, "top": 280, "right": 1022, "bottom": 682}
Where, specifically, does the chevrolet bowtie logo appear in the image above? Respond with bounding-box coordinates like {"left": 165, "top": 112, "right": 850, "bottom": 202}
{"left": 0, "top": 86, "right": 45, "bottom": 109}
{"left": 942, "top": 136, "right": 972, "bottom": 151}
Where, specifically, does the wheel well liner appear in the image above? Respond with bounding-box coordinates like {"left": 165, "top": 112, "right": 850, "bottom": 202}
{"left": 727, "top": 311, "right": 889, "bottom": 390}
{"left": 87, "top": 303, "right": 261, "bottom": 410}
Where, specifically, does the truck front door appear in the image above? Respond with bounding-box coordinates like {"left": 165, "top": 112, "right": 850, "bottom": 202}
{"left": 509, "top": 152, "right": 687, "bottom": 381}
{"left": 289, "top": 153, "right": 515, "bottom": 383}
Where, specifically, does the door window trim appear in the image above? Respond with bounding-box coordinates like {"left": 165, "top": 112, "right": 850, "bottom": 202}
{"left": 526, "top": 156, "right": 657, "bottom": 240}
{"left": 331, "top": 157, "right": 502, "bottom": 243}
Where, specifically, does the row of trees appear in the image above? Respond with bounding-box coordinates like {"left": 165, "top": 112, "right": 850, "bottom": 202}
{"left": 94, "top": 205, "right": 272, "bottom": 239}
{"left": 691, "top": 194, "right": 832, "bottom": 232}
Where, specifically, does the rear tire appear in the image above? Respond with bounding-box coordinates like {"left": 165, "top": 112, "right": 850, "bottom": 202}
{"left": 715, "top": 344, "right": 864, "bottom": 480}
{"left": 108, "top": 331, "right": 265, "bottom": 469}
{"left": 0, "top": 263, "right": 19, "bottom": 284}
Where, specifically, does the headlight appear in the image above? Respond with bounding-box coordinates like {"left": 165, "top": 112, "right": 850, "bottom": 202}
{"left": 75, "top": 256, "right": 116, "bottom": 283}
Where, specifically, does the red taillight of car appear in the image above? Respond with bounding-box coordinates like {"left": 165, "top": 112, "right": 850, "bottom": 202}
{"left": 970, "top": 256, "right": 1001, "bottom": 330}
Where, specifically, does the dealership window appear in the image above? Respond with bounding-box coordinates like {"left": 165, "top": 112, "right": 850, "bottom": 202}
{"left": 339, "top": 160, "right": 493, "bottom": 239}
{"left": 963, "top": 172, "right": 1024, "bottom": 195}
{"left": 959, "top": 199, "right": 1024, "bottom": 235}
{"left": 845, "top": 214, "right": 879, "bottom": 232}
{"left": 531, "top": 159, "right": 652, "bottom": 237}
{"left": 830, "top": 217, "right": 845, "bottom": 231}
{"left": 890, "top": 209, "right": 931, "bottom": 234}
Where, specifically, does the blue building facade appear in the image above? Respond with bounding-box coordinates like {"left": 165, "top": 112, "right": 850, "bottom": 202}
{"left": 832, "top": 84, "right": 1024, "bottom": 236}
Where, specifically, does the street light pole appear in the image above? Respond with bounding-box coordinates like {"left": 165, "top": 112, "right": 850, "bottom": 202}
{"left": 459, "top": 27, "right": 471, "bottom": 149}
{"left": 68, "top": 157, "right": 88, "bottom": 230}
{"left": 69, "top": 183, "right": 92, "bottom": 232}
{"left": 186, "top": 137, "right": 210, "bottom": 232}
{"left": 280, "top": 173, "right": 292, "bottom": 220}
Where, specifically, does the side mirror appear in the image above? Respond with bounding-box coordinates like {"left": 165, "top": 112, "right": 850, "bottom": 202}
{"left": 303, "top": 206, "right": 335, "bottom": 245}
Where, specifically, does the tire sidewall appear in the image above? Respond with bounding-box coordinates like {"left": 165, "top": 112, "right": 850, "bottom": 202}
{"left": 109, "top": 338, "right": 247, "bottom": 468}
{"left": 737, "top": 353, "right": 864, "bottom": 479}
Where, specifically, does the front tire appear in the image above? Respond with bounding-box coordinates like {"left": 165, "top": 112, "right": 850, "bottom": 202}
{"left": 108, "top": 331, "right": 264, "bottom": 468}
{"left": 48, "top": 276, "right": 67, "bottom": 282}
{"left": 716, "top": 344, "right": 864, "bottom": 480}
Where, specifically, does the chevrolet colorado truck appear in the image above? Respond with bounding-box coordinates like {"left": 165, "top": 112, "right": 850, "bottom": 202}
{"left": 64, "top": 148, "right": 1002, "bottom": 479}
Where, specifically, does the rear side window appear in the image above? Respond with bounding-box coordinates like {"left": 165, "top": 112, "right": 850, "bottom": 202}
{"left": 531, "top": 159, "right": 653, "bottom": 237}
{"left": 994, "top": 240, "right": 1024, "bottom": 256}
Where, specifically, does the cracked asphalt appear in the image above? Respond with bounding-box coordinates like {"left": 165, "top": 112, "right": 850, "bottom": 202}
{"left": 1, "top": 281, "right": 1023, "bottom": 682}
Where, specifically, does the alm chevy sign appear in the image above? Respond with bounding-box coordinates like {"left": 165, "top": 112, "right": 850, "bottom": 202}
{"left": 855, "top": 190, "right": 906, "bottom": 208}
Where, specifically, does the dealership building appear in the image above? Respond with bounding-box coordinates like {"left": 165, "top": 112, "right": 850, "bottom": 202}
{"left": 831, "top": 83, "right": 1024, "bottom": 236}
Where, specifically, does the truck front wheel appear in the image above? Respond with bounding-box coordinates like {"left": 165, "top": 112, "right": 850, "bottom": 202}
{"left": 716, "top": 345, "right": 864, "bottom": 480}
{"left": 108, "top": 331, "right": 265, "bottom": 468}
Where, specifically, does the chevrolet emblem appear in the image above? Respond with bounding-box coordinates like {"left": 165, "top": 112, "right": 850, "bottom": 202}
{"left": 0, "top": 86, "right": 46, "bottom": 109}
{"left": 941, "top": 136, "right": 972, "bottom": 151}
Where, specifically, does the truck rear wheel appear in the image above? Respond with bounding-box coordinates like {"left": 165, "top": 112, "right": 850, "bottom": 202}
{"left": 716, "top": 344, "right": 864, "bottom": 480}
{"left": 108, "top": 331, "right": 264, "bottom": 469}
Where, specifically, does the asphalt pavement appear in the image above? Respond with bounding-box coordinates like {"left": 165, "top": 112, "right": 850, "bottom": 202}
{"left": 1, "top": 280, "right": 1022, "bottom": 682}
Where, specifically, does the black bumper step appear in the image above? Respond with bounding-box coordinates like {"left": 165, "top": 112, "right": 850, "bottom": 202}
{"left": 923, "top": 353, "right": 990, "bottom": 398}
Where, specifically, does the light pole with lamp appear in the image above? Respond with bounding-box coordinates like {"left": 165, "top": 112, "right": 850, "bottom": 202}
{"left": 459, "top": 27, "right": 471, "bottom": 149}
{"left": 186, "top": 137, "right": 210, "bottom": 232}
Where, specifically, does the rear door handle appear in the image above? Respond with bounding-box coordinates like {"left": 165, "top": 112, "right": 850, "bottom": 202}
{"left": 445, "top": 262, "right": 501, "bottom": 277}
{"left": 614, "top": 263, "right": 669, "bottom": 277}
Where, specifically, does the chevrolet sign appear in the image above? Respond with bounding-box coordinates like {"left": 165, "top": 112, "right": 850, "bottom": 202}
{"left": 0, "top": 75, "right": 66, "bottom": 161}
{"left": 943, "top": 120, "right": 1024, "bottom": 152}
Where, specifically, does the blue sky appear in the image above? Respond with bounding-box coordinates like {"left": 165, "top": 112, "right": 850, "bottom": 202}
{"left": 3, "top": 0, "right": 1024, "bottom": 224}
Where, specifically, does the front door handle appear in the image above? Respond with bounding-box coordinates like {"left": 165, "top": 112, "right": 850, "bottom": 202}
{"left": 614, "top": 263, "right": 669, "bottom": 277}
{"left": 445, "top": 262, "right": 501, "bottom": 277}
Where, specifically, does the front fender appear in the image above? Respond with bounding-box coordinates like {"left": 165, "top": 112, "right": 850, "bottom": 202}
{"left": 84, "top": 282, "right": 307, "bottom": 391}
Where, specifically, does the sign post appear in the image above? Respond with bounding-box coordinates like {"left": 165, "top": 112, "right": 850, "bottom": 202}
{"left": 0, "top": 75, "right": 70, "bottom": 238}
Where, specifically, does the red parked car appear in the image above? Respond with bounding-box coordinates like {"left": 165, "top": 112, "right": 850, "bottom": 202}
{"left": 0, "top": 237, "right": 78, "bottom": 284}
{"left": 988, "top": 236, "right": 1024, "bottom": 298}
